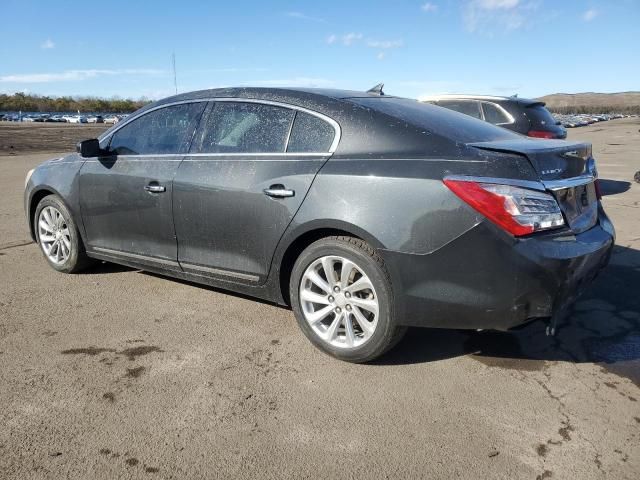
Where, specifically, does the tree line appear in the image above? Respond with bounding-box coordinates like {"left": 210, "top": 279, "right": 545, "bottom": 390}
{"left": 0, "top": 93, "right": 150, "bottom": 113}
{"left": 548, "top": 104, "right": 640, "bottom": 115}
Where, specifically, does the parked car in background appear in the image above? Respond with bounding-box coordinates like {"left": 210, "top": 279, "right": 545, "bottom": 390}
{"left": 421, "top": 94, "right": 567, "bottom": 139}
{"left": 65, "top": 115, "right": 88, "bottom": 124}
{"left": 24, "top": 87, "right": 614, "bottom": 362}
{"left": 87, "top": 115, "right": 105, "bottom": 124}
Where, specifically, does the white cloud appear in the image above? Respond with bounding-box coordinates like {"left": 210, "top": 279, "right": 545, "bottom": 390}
{"left": 367, "top": 39, "right": 404, "bottom": 49}
{"left": 342, "top": 32, "right": 363, "bottom": 46}
{"left": 326, "top": 32, "right": 364, "bottom": 46}
{"left": 377, "top": 52, "right": 386, "bottom": 60}
{"left": 421, "top": 2, "right": 438, "bottom": 12}
{"left": 582, "top": 9, "right": 598, "bottom": 21}
{"left": 284, "top": 11, "right": 325, "bottom": 23}
{"left": 477, "top": 0, "right": 519, "bottom": 9}
{"left": 463, "top": 0, "right": 538, "bottom": 34}
{"left": 40, "top": 39, "right": 55, "bottom": 49}
{"left": 0, "top": 69, "right": 165, "bottom": 83}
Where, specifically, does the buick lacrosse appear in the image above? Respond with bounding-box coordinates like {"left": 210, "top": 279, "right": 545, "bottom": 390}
{"left": 24, "top": 87, "right": 615, "bottom": 362}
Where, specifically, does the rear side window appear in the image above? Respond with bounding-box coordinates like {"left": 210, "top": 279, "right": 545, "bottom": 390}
{"left": 437, "top": 100, "right": 482, "bottom": 119}
{"left": 109, "top": 103, "right": 205, "bottom": 155}
{"left": 287, "top": 112, "right": 335, "bottom": 152}
{"left": 196, "top": 102, "right": 294, "bottom": 154}
{"left": 482, "top": 102, "right": 512, "bottom": 125}
{"left": 525, "top": 104, "right": 557, "bottom": 129}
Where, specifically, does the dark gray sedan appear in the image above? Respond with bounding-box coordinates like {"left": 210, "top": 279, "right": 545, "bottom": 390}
{"left": 24, "top": 87, "right": 615, "bottom": 362}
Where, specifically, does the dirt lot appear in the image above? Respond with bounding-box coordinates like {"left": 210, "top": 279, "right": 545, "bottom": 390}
{"left": 0, "top": 122, "right": 110, "bottom": 156}
{"left": 0, "top": 120, "right": 638, "bottom": 479}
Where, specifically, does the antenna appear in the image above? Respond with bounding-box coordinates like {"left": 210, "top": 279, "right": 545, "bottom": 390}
{"left": 366, "top": 83, "right": 385, "bottom": 95}
{"left": 172, "top": 53, "right": 178, "bottom": 95}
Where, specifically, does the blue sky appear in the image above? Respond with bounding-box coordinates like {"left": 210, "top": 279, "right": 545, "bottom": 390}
{"left": 1, "top": 0, "right": 638, "bottom": 100}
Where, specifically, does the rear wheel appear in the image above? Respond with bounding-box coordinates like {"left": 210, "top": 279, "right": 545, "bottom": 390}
{"left": 34, "top": 195, "right": 94, "bottom": 273}
{"left": 290, "top": 236, "right": 405, "bottom": 363}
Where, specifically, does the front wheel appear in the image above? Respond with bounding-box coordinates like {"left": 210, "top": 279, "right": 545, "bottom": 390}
{"left": 290, "top": 236, "right": 406, "bottom": 363}
{"left": 34, "top": 195, "right": 94, "bottom": 273}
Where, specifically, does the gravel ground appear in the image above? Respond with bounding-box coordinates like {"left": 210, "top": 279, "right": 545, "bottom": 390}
{"left": 0, "top": 119, "right": 638, "bottom": 479}
{"left": 0, "top": 122, "right": 110, "bottom": 156}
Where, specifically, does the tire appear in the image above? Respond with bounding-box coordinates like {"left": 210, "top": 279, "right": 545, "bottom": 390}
{"left": 34, "top": 195, "right": 94, "bottom": 273}
{"left": 290, "top": 236, "right": 406, "bottom": 363}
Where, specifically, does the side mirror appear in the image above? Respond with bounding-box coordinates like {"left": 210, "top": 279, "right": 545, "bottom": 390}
{"left": 76, "top": 138, "right": 101, "bottom": 157}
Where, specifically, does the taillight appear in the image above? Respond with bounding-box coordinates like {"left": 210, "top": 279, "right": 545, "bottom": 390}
{"left": 527, "top": 130, "right": 555, "bottom": 139}
{"left": 444, "top": 179, "right": 565, "bottom": 236}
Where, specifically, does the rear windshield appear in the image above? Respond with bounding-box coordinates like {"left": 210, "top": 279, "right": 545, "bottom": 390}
{"left": 525, "top": 104, "right": 557, "bottom": 129}
{"left": 350, "top": 97, "right": 519, "bottom": 143}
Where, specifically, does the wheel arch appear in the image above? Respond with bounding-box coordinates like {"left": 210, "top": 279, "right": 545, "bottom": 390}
{"left": 275, "top": 220, "right": 385, "bottom": 305}
{"left": 28, "top": 187, "right": 66, "bottom": 242}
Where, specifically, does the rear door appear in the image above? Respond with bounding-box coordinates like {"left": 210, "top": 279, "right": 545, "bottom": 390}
{"left": 173, "top": 100, "right": 338, "bottom": 283}
{"left": 79, "top": 102, "right": 205, "bottom": 266}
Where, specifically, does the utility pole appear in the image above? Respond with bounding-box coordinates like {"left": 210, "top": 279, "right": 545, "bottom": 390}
{"left": 172, "top": 53, "right": 178, "bottom": 95}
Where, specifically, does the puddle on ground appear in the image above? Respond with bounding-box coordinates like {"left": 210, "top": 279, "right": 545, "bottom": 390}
{"left": 62, "top": 347, "right": 115, "bottom": 356}
{"left": 61, "top": 345, "right": 163, "bottom": 361}
{"left": 470, "top": 355, "right": 547, "bottom": 372}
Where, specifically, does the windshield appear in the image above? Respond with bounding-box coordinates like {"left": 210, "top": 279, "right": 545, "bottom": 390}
{"left": 350, "top": 97, "right": 520, "bottom": 143}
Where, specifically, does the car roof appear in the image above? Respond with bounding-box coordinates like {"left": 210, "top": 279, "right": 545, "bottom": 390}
{"left": 156, "top": 87, "right": 395, "bottom": 105}
{"left": 418, "top": 93, "right": 544, "bottom": 106}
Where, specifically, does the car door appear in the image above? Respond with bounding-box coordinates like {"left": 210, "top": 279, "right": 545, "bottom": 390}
{"left": 79, "top": 102, "right": 206, "bottom": 267}
{"left": 173, "top": 100, "right": 338, "bottom": 283}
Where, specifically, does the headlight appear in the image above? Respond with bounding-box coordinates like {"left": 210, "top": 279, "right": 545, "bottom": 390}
{"left": 25, "top": 168, "right": 35, "bottom": 189}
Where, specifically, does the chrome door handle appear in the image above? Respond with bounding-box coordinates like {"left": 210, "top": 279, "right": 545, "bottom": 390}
{"left": 263, "top": 186, "right": 295, "bottom": 198}
{"left": 144, "top": 184, "right": 166, "bottom": 193}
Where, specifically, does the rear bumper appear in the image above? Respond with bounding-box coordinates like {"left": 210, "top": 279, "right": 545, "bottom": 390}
{"left": 380, "top": 208, "right": 614, "bottom": 330}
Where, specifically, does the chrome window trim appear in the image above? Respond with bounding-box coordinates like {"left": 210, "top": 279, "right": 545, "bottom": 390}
{"left": 444, "top": 175, "right": 546, "bottom": 191}
{"left": 99, "top": 97, "right": 341, "bottom": 154}
{"left": 481, "top": 101, "right": 515, "bottom": 126}
{"left": 89, "top": 152, "right": 328, "bottom": 159}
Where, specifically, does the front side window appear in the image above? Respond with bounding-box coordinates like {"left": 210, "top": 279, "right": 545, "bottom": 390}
{"left": 196, "top": 102, "right": 294, "bottom": 154}
{"left": 287, "top": 111, "right": 335, "bottom": 153}
{"left": 109, "top": 102, "right": 205, "bottom": 155}
{"left": 482, "top": 102, "right": 512, "bottom": 125}
{"left": 437, "top": 100, "right": 482, "bottom": 119}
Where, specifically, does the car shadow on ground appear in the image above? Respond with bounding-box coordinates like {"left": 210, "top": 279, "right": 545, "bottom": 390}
{"left": 599, "top": 179, "right": 631, "bottom": 196}
{"left": 84, "top": 261, "right": 137, "bottom": 275}
{"left": 83, "top": 245, "right": 639, "bottom": 384}
{"left": 378, "top": 245, "right": 640, "bottom": 384}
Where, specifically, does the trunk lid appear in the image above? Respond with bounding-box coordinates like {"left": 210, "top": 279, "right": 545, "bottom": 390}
{"left": 468, "top": 138, "right": 598, "bottom": 234}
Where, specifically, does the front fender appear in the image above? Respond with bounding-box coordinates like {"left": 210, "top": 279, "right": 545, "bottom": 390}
{"left": 25, "top": 154, "right": 85, "bottom": 242}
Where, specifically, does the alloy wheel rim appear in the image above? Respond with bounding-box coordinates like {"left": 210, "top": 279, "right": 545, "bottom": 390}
{"left": 299, "top": 255, "right": 379, "bottom": 349}
{"left": 38, "top": 206, "right": 71, "bottom": 265}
